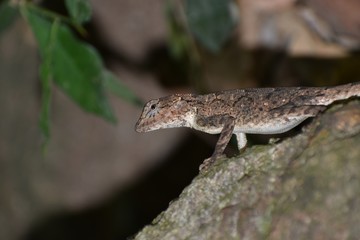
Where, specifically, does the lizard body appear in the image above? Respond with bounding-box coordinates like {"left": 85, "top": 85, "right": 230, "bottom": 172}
{"left": 135, "top": 82, "right": 360, "bottom": 170}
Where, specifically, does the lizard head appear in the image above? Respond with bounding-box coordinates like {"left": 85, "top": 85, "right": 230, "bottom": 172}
{"left": 135, "top": 94, "right": 196, "bottom": 132}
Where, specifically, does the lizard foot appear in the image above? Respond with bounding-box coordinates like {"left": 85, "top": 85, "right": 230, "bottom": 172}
{"left": 199, "top": 154, "right": 226, "bottom": 172}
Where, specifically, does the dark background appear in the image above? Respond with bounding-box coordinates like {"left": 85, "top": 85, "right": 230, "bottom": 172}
{"left": 1, "top": 0, "right": 360, "bottom": 239}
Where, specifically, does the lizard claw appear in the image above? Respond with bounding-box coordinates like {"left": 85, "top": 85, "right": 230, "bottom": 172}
{"left": 199, "top": 154, "right": 226, "bottom": 172}
{"left": 199, "top": 157, "right": 214, "bottom": 172}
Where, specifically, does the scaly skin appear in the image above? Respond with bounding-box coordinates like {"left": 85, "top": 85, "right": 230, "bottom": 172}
{"left": 136, "top": 82, "right": 360, "bottom": 171}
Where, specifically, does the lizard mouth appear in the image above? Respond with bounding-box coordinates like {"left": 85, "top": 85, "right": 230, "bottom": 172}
{"left": 135, "top": 117, "right": 158, "bottom": 133}
{"left": 135, "top": 119, "right": 145, "bottom": 133}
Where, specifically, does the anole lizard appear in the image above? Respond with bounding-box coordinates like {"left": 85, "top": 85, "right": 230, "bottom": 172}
{"left": 135, "top": 82, "right": 360, "bottom": 171}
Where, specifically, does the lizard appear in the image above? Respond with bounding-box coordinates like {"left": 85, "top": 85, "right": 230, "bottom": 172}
{"left": 135, "top": 82, "right": 360, "bottom": 171}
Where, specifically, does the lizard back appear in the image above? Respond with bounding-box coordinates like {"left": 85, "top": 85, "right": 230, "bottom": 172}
{"left": 192, "top": 82, "right": 360, "bottom": 134}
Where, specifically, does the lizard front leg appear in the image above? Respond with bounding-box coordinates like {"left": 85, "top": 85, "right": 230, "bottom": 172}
{"left": 199, "top": 116, "right": 236, "bottom": 171}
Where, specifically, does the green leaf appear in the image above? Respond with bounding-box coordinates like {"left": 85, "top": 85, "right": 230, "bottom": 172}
{"left": 39, "top": 62, "right": 52, "bottom": 141}
{"left": 38, "top": 20, "right": 58, "bottom": 141}
{"left": 0, "top": 1, "right": 18, "bottom": 35}
{"left": 24, "top": 7, "right": 117, "bottom": 123}
{"left": 165, "top": 0, "right": 191, "bottom": 59}
{"left": 103, "top": 70, "right": 143, "bottom": 107}
{"left": 65, "top": 0, "right": 92, "bottom": 24}
{"left": 185, "top": 0, "right": 235, "bottom": 52}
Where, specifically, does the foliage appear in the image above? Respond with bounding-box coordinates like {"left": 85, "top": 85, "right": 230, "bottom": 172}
{"left": 0, "top": 0, "right": 141, "bottom": 144}
{"left": 166, "top": 0, "right": 236, "bottom": 55}
{"left": 184, "top": 0, "right": 236, "bottom": 52}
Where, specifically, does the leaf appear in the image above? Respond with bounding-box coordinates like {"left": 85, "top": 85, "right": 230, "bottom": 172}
{"left": 24, "top": 7, "right": 117, "bottom": 123}
{"left": 0, "top": 0, "right": 18, "bottom": 35}
{"left": 185, "top": 0, "right": 235, "bottom": 52}
{"left": 38, "top": 20, "right": 58, "bottom": 141}
{"left": 39, "top": 63, "right": 52, "bottom": 140}
{"left": 65, "top": 0, "right": 92, "bottom": 24}
{"left": 165, "top": 0, "right": 191, "bottom": 59}
{"left": 103, "top": 70, "right": 143, "bottom": 107}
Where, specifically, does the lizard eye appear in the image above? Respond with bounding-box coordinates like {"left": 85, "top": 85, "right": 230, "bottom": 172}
{"left": 145, "top": 101, "right": 159, "bottom": 118}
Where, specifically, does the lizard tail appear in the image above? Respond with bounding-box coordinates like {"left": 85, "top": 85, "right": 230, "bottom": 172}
{"left": 331, "top": 81, "right": 360, "bottom": 99}
{"left": 317, "top": 81, "right": 360, "bottom": 105}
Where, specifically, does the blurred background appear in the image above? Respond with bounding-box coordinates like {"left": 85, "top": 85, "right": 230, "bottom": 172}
{"left": 1, "top": 0, "right": 360, "bottom": 239}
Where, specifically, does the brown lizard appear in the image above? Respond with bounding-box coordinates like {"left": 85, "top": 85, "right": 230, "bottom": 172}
{"left": 135, "top": 82, "right": 360, "bottom": 171}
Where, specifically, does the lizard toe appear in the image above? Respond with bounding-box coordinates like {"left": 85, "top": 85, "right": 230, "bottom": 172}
{"left": 199, "top": 154, "right": 226, "bottom": 172}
